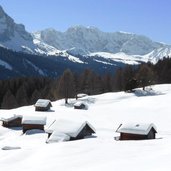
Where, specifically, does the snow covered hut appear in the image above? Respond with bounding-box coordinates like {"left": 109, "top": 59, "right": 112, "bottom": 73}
{"left": 46, "top": 119, "right": 96, "bottom": 143}
{"left": 76, "top": 93, "right": 88, "bottom": 99}
{"left": 22, "top": 116, "right": 47, "bottom": 133}
{"left": 74, "top": 101, "right": 88, "bottom": 110}
{"left": 116, "top": 123, "right": 157, "bottom": 140}
{"left": 1, "top": 115, "right": 22, "bottom": 127}
{"left": 35, "top": 99, "right": 52, "bottom": 111}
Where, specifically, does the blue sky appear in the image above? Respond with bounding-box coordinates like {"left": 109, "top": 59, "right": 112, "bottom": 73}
{"left": 1, "top": 0, "right": 171, "bottom": 44}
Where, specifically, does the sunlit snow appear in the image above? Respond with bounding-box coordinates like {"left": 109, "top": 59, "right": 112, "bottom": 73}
{"left": 0, "top": 84, "right": 171, "bottom": 171}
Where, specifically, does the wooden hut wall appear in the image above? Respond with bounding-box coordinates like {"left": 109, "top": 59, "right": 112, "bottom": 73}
{"left": 35, "top": 105, "right": 50, "bottom": 111}
{"left": 74, "top": 104, "right": 85, "bottom": 109}
{"left": 3, "top": 118, "right": 22, "bottom": 127}
{"left": 22, "top": 124, "right": 44, "bottom": 133}
{"left": 120, "top": 133, "right": 147, "bottom": 140}
{"left": 120, "top": 129, "right": 156, "bottom": 140}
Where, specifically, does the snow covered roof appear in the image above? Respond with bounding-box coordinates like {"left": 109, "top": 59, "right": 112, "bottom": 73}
{"left": 22, "top": 116, "right": 47, "bottom": 125}
{"left": 1, "top": 114, "right": 22, "bottom": 122}
{"left": 76, "top": 93, "right": 88, "bottom": 98}
{"left": 74, "top": 101, "right": 88, "bottom": 107}
{"left": 35, "top": 99, "right": 52, "bottom": 107}
{"left": 46, "top": 132, "right": 70, "bottom": 143}
{"left": 116, "top": 123, "right": 157, "bottom": 135}
{"left": 46, "top": 119, "right": 96, "bottom": 137}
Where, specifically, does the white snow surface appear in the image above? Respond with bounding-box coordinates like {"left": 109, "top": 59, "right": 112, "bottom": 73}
{"left": 89, "top": 50, "right": 171, "bottom": 65}
{"left": 89, "top": 52, "right": 146, "bottom": 65}
{"left": 1, "top": 84, "right": 171, "bottom": 170}
{"left": 116, "top": 123, "right": 157, "bottom": 135}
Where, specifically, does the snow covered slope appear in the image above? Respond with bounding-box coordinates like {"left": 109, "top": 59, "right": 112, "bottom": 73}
{"left": 144, "top": 46, "right": 171, "bottom": 64}
{"left": 33, "top": 32, "right": 84, "bottom": 63}
{"left": 89, "top": 52, "right": 145, "bottom": 65}
{"left": 89, "top": 48, "right": 171, "bottom": 65}
{"left": 1, "top": 84, "right": 171, "bottom": 171}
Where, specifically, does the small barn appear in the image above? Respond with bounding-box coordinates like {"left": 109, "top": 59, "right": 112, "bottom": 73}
{"left": 74, "top": 101, "right": 88, "bottom": 110}
{"left": 1, "top": 115, "right": 22, "bottom": 127}
{"left": 46, "top": 119, "right": 96, "bottom": 143}
{"left": 22, "top": 116, "right": 47, "bottom": 133}
{"left": 35, "top": 99, "right": 52, "bottom": 111}
{"left": 116, "top": 123, "right": 157, "bottom": 140}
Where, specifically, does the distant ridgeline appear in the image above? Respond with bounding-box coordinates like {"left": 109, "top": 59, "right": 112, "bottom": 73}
{"left": 0, "top": 56, "right": 171, "bottom": 109}
{"left": 0, "top": 46, "right": 126, "bottom": 80}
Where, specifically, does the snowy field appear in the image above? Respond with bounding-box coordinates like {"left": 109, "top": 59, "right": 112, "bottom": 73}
{"left": 0, "top": 84, "right": 171, "bottom": 171}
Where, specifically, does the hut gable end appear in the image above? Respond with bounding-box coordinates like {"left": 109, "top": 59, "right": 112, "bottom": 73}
{"left": 75, "top": 123, "right": 96, "bottom": 140}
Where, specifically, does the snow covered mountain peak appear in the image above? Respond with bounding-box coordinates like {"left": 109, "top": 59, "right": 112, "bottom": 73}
{"left": 0, "top": 6, "right": 35, "bottom": 52}
{"left": 66, "top": 25, "right": 100, "bottom": 32}
{"left": 34, "top": 26, "right": 168, "bottom": 56}
{"left": 0, "top": 5, "right": 171, "bottom": 67}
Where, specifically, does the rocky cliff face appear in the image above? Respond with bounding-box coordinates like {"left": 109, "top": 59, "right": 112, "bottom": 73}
{"left": 0, "top": 5, "right": 35, "bottom": 52}
{"left": 34, "top": 26, "right": 164, "bottom": 56}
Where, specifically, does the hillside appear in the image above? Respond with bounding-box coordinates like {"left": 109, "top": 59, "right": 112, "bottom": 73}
{"left": 0, "top": 84, "right": 171, "bottom": 170}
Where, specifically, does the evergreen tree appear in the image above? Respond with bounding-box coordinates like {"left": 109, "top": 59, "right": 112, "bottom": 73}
{"left": 16, "top": 84, "right": 28, "bottom": 106}
{"left": 57, "top": 69, "right": 75, "bottom": 104}
{"left": 31, "top": 89, "right": 42, "bottom": 104}
{"left": 1, "top": 90, "right": 18, "bottom": 109}
{"left": 113, "top": 68, "right": 124, "bottom": 91}
{"left": 136, "top": 64, "right": 155, "bottom": 90}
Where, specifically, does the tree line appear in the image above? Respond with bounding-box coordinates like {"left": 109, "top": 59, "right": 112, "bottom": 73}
{"left": 0, "top": 57, "right": 171, "bottom": 109}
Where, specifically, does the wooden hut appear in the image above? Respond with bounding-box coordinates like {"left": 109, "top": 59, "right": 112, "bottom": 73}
{"left": 75, "top": 93, "right": 88, "bottom": 100}
{"left": 1, "top": 115, "right": 22, "bottom": 127}
{"left": 116, "top": 123, "right": 157, "bottom": 140}
{"left": 22, "top": 115, "right": 47, "bottom": 133}
{"left": 74, "top": 101, "right": 88, "bottom": 110}
{"left": 46, "top": 119, "right": 96, "bottom": 143}
{"left": 35, "top": 99, "right": 52, "bottom": 111}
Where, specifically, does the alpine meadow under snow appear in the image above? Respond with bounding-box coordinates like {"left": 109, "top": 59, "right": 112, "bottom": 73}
{"left": 0, "top": 84, "right": 171, "bottom": 171}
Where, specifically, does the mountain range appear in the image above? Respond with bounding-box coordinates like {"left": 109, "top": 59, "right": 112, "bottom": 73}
{"left": 0, "top": 5, "right": 171, "bottom": 79}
